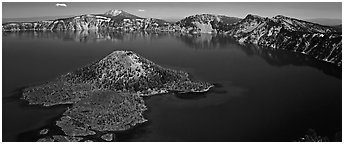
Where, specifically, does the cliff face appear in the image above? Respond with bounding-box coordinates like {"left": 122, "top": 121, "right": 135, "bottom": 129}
{"left": 2, "top": 10, "right": 170, "bottom": 32}
{"left": 2, "top": 11, "right": 342, "bottom": 66}
{"left": 227, "top": 14, "right": 342, "bottom": 66}
{"left": 176, "top": 14, "right": 242, "bottom": 33}
{"left": 2, "top": 14, "right": 112, "bottom": 31}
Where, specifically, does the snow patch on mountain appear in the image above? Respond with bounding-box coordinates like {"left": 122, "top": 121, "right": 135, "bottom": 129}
{"left": 227, "top": 14, "right": 341, "bottom": 66}
{"left": 193, "top": 22, "right": 214, "bottom": 33}
{"left": 104, "top": 9, "right": 123, "bottom": 16}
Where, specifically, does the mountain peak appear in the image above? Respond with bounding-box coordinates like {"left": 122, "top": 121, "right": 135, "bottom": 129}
{"left": 244, "top": 14, "right": 265, "bottom": 20}
{"left": 104, "top": 9, "right": 142, "bottom": 20}
{"left": 104, "top": 9, "right": 124, "bottom": 16}
{"left": 273, "top": 15, "right": 290, "bottom": 20}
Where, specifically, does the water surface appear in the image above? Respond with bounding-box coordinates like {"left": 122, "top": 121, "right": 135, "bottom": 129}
{"left": 2, "top": 31, "right": 341, "bottom": 141}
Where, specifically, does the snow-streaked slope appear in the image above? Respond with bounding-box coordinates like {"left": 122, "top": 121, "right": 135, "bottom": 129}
{"left": 104, "top": 9, "right": 123, "bottom": 17}
{"left": 177, "top": 14, "right": 242, "bottom": 33}
{"left": 228, "top": 14, "right": 341, "bottom": 66}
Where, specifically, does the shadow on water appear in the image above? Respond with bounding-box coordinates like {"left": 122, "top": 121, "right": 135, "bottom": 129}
{"left": 173, "top": 92, "right": 208, "bottom": 100}
{"left": 207, "top": 83, "right": 229, "bottom": 94}
{"left": 114, "top": 119, "right": 152, "bottom": 142}
{"left": 172, "top": 83, "right": 229, "bottom": 100}
{"left": 175, "top": 33, "right": 239, "bottom": 49}
{"left": 3, "top": 86, "right": 70, "bottom": 110}
{"left": 17, "top": 112, "right": 67, "bottom": 142}
{"left": 3, "top": 31, "right": 339, "bottom": 79}
{"left": 176, "top": 33, "right": 341, "bottom": 79}
{"left": 2, "top": 30, "right": 172, "bottom": 43}
{"left": 2, "top": 87, "right": 26, "bottom": 103}
{"left": 114, "top": 95, "right": 164, "bottom": 142}
{"left": 240, "top": 44, "right": 342, "bottom": 79}
{"left": 2, "top": 86, "right": 70, "bottom": 141}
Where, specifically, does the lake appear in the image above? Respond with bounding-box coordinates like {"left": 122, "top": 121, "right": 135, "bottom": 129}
{"left": 2, "top": 30, "right": 341, "bottom": 142}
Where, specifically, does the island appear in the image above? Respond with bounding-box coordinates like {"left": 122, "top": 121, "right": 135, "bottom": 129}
{"left": 22, "top": 50, "right": 213, "bottom": 141}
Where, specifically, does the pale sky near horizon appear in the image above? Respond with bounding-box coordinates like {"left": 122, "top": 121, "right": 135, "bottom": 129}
{"left": 2, "top": 2, "right": 342, "bottom": 20}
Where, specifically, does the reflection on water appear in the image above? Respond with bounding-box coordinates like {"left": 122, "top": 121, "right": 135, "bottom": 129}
{"left": 176, "top": 33, "right": 239, "bottom": 49}
{"left": 176, "top": 34, "right": 341, "bottom": 79}
{"left": 164, "top": 84, "right": 246, "bottom": 108}
{"left": 239, "top": 45, "right": 341, "bottom": 79}
{"left": 3, "top": 30, "right": 170, "bottom": 43}
{"left": 3, "top": 30, "right": 341, "bottom": 78}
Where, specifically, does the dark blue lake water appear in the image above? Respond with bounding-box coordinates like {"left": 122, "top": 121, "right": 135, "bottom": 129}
{"left": 2, "top": 31, "right": 341, "bottom": 141}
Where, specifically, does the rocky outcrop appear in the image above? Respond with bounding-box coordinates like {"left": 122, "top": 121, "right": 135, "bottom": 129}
{"left": 176, "top": 14, "right": 242, "bottom": 33}
{"left": 227, "top": 14, "right": 342, "bottom": 66}
{"left": 22, "top": 50, "right": 213, "bottom": 141}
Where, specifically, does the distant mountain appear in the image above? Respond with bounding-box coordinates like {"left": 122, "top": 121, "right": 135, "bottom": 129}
{"left": 2, "top": 10, "right": 170, "bottom": 31}
{"left": 2, "top": 15, "right": 74, "bottom": 24}
{"left": 2, "top": 11, "right": 342, "bottom": 66}
{"left": 176, "top": 14, "right": 242, "bottom": 33}
{"left": 304, "top": 18, "right": 342, "bottom": 26}
{"left": 103, "top": 9, "right": 142, "bottom": 22}
{"left": 228, "top": 14, "right": 341, "bottom": 66}
{"left": 228, "top": 14, "right": 338, "bottom": 39}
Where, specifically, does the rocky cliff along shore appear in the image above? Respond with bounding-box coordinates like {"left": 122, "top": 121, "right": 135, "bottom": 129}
{"left": 3, "top": 9, "right": 341, "bottom": 66}
{"left": 22, "top": 50, "right": 213, "bottom": 142}
{"left": 227, "top": 14, "right": 341, "bottom": 66}
{"left": 175, "top": 14, "right": 341, "bottom": 66}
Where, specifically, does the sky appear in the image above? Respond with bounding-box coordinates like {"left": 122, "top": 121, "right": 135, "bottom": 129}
{"left": 2, "top": 2, "right": 342, "bottom": 20}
